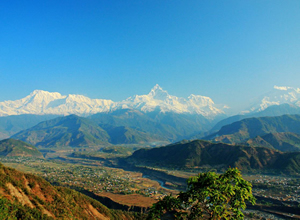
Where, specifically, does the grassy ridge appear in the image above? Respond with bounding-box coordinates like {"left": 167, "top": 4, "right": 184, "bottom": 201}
{"left": 0, "top": 139, "right": 43, "bottom": 158}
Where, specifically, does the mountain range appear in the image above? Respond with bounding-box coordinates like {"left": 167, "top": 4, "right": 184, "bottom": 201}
{"left": 2, "top": 85, "right": 300, "bottom": 147}
{"left": 11, "top": 110, "right": 213, "bottom": 147}
{"left": 0, "top": 84, "right": 226, "bottom": 119}
{"left": 2, "top": 85, "right": 300, "bottom": 119}
{"left": 6, "top": 105, "right": 300, "bottom": 147}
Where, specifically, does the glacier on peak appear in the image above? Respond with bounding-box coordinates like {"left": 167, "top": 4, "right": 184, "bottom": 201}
{"left": 0, "top": 85, "right": 225, "bottom": 118}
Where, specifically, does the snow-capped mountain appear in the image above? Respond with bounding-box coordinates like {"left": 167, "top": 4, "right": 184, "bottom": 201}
{"left": 245, "top": 85, "right": 300, "bottom": 113}
{"left": 0, "top": 90, "right": 115, "bottom": 116}
{"left": 120, "top": 85, "right": 224, "bottom": 117}
{"left": 0, "top": 85, "right": 225, "bottom": 118}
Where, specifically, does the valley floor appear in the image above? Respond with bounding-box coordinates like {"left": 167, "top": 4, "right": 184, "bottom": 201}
{"left": 1, "top": 149, "right": 300, "bottom": 219}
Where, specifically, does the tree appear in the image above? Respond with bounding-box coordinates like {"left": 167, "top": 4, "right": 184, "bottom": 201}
{"left": 147, "top": 168, "right": 256, "bottom": 220}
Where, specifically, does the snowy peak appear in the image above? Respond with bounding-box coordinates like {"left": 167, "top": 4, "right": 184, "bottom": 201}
{"left": 149, "top": 84, "right": 164, "bottom": 94}
{"left": 0, "top": 85, "right": 225, "bottom": 118}
{"left": 246, "top": 85, "right": 300, "bottom": 113}
{"left": 188, "top": 94, "right": 215, "bottom": 106}
{"left": 273, "top": 85, "right": 300, "bottom": 93}
{"left": 148, "top": 84, "right": 169, "bottom": 100}
{"left": 118, "top": 85, "right": 225, "bottom": 117}
{"left": 28, "top": 90, "right": 65, "bottom": 104}
{"left": 30, "top": 89, "right": 63, "bottom": 97}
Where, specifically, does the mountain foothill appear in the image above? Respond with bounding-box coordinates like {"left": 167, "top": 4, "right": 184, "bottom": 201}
{"left": 0, "top": 162, "right": 142, "bottom": 219}
{"left": 0, "top": 138, "right": 43, "bottom": 158}
{"left": 205, "top": 114, "right": 300, "bottom": 146}
{"left": 127, "top": 139, "right": 300, "bottom": 175}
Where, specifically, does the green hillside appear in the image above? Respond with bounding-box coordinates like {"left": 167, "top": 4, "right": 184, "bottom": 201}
{"left": 101, "top": 124, "right": 165, "bottom": 144}
{"left": 0, "top": 114, "right": 60, "bottom": 140}
{"left": 211, "top": 104, "right": 300, "bottom": 132}
{"left": 246, "top": 132, "right": 300, "bottom": 152}
{"left": 89, "top": 109, "right": 212, "bottom": 141}
{"left": 0, "top": 138, "right": 43, "bottom": 158}
{"left": 128, "top": 139, "right": 300, "bottom": 175}
{"left": 206, "top": 114, "right": 300, "bottom": 144}
{"left": 0, "top": 163, "right": 142, "bottom": 219}
{"left": 11, "top": 114, "right": 163, "bottom": 148}
{"left": 11, "top": 115, "right": 110, "bottom": 148}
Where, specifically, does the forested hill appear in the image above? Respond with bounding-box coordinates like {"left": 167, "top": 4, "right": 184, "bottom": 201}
{"left": 0, "top": 138, "right": 43, "bottom": 158}
{"left": 127, "top": 140, "right": 300, "bottom": 175}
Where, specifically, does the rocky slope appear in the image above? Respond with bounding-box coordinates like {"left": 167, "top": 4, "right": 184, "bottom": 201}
{"left": 0, "top": 163, "right": 141, "bottom": 219}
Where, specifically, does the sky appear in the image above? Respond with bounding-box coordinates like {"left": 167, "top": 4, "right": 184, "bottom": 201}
{"left": 1, "top": 0, "right": 300, "bottom": 111}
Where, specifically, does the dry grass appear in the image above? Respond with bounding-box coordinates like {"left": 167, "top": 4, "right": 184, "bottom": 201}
{"left": 98, "top": 192, "right": 157, "bottom": 207}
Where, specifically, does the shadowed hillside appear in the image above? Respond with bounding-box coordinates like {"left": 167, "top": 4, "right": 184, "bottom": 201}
{"left": 246, "top": 132, "right": 300, "bottom": 152}
{"left": 127, "top": 140, "right": 300, "bottom": 174}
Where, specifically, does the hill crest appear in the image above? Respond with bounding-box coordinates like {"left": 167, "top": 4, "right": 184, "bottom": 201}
{"left": 0, "top": 138, "right": 43, "bottom": 158}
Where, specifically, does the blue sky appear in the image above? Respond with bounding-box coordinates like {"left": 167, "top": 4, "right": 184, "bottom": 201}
{"left": 1, "top": 1, "right": 300, "bottom": 111}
